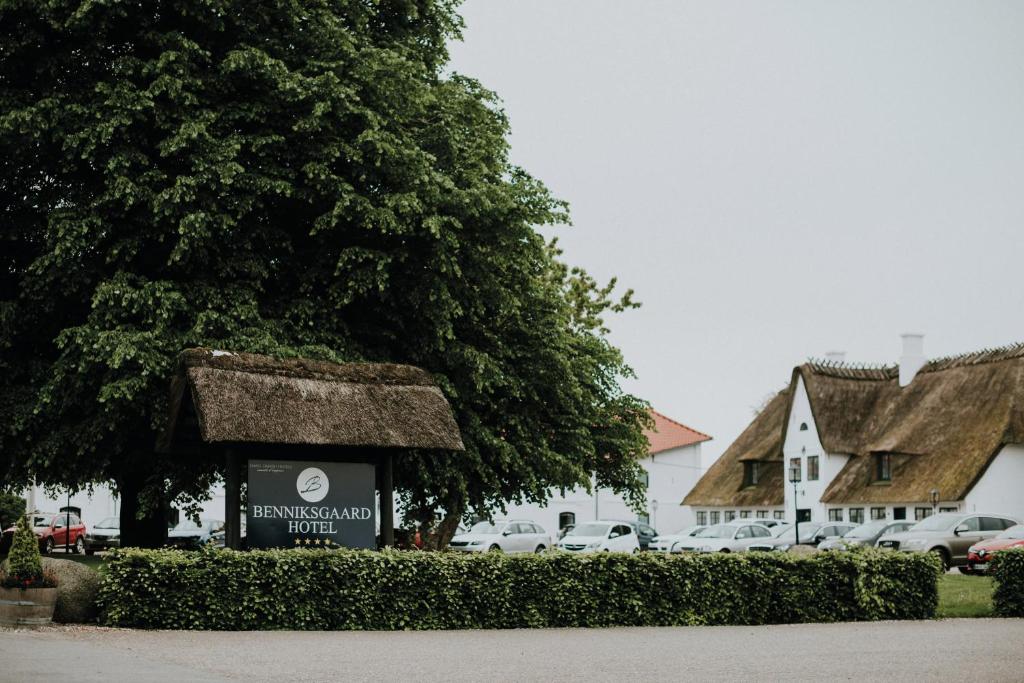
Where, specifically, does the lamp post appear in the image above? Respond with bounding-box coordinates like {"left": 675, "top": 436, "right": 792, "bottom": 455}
{"left": 930, "top": 489, "right": 939, "bottom": 516}
{"left": 789, "top": 465, "right": 801, "bottom": 546}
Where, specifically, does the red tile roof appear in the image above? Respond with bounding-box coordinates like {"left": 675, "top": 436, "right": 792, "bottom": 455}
{"left": 645, "top": 409, "right": 712, "bottom": 454}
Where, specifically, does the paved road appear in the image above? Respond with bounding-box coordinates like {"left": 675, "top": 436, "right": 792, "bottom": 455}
{"left": 1, "top": 619, "right": 1022, "bottom": 682}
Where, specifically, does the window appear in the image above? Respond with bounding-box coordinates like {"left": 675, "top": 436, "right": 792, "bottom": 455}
{"left": 875, "top": 453, "right": 892, "bottom": 482}
{"left": 939, "top": 506, "right": 958, "bottom": 513}
{"left": 743, "top": 461, "right": 760, "bottom": 486}
{"left": 696, "top": 511, "right": 708, "bottom": 526}
{"left": 893, "top": 507, "right": 906, "bottom": 520}
{"left": 799, "top": 422, "right": 808, "bottom": 431}
{"left": 639, "top": 525, "right": 656, "bottom": 537}
{"left": 774, "top": 510, "right": 786, "bottom": 520}
{"left": 807, "top": 456, "right": 819, "bottom": 481}
{"left": 558, "top": 512, "right": 576, "bottom": 531}
{"left": 739, "top": 510, "right": 751, "bottom": 519}
{"left": 789, "top": 457, "right": 802, "bottom": 482}
{"left": 752, "top": 525, "right": 771, "bottom": 538}
{"left": 724, "top": 511, "right": 736, "bottom": 522}
{"left": 871, "top": 507, "right": 886, "bottom": 520}
{"left": 981, "top": 517, "right": 1006, "bottom": 532}
{"left": 960, "top": 517, "right": 981, "bottom": 532}
{"left": 640, "top": 471, "right": 650, "bottom": 488}
{"left": 828, "top": 509, "right": 843, "bottom": 522}
{"left": 736, "top": 527, "right": 752, "bottom": 540}
{"left": 637, "top": 513, "right": 650, "bottom": 525}
{"left": 848, "top": 508, "right": 864, "bottom": 524}
{"left": 914, "top": 507, "right": 931, "bottom": 521}
{"left": 756, "top": 510, "right": 768, "bottom": 519}
{"left": 710, "top": 511, "right": 720, "bottom": 524}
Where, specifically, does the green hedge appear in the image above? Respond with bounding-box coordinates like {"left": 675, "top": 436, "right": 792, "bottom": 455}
{"left": 97, "top": 547, "right": 941, "bottom": 630}
{"left": 993, "top": 547, "right": 1024, "bottom": 617}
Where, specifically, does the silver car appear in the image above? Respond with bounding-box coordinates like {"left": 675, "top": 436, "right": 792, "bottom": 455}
{"left": 649, "top": 525, "right": 705, "bottom": 553}
{"left": 448, "top": 520, "right": 551, "bottom": 553}
{"left": 818, "top": 520, "right": 913, "bottom": 551}
{"left": 876, "top": 512, "right": 1020, "bottom": 569}
{"left": 674, "top": 521, "right": 774, "bottom": 553}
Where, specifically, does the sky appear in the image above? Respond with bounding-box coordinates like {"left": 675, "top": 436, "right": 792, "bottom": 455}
{"left": 447, "top": 1, "right": 1024, "bottom": 464}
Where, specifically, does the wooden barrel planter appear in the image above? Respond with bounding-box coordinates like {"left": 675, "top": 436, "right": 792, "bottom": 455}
{"left": 0, "top": 587, "right": 58, "bottom": 626}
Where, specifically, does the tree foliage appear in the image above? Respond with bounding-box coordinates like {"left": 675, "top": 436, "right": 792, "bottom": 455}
{"left": 0, "top": 0, "right": 648, "bottom": 530}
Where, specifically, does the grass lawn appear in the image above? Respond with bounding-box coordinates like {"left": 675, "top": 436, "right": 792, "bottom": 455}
{"left": 936, "top": 573, "right": 995, "bottom": 618}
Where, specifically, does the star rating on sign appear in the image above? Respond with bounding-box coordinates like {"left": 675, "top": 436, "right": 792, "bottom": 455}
{"left": 293, "top": 537, "right": 336, "bottom": 548}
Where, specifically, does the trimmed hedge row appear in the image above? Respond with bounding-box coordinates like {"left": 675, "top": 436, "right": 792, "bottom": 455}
{"left": 993, "top": 547, "right": 1024, "bottom": 617}
{"left": 97, "top": 547, "right": 941, "bottom": 630}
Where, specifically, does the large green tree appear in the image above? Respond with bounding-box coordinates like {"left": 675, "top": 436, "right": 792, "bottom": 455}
{"left": 0, "top": 0, "right": 649, "bottom": 545}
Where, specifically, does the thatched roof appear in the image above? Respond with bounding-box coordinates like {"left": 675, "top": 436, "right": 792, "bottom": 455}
{"left": 681, "top": 390, "right": 788, "bottom": 507}
{"left": 683, "top": 342, "right": 1024, "bottom": 508}
{"left": 158, "top": 348, "right": 464, "bottom": 452}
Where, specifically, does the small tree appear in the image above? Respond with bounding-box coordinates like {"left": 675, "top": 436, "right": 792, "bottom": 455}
{"left": 2, "top": 515, "right": 51, "bottom": 589}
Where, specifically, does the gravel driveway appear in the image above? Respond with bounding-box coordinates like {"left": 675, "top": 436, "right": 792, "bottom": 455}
{"left": 2, "top": 619, "right": 1022, "bottom": 682}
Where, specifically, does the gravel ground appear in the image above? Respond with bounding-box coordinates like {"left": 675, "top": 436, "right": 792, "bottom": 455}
{"left": 1, "top": 619, "right": 1022, "bottom": 682}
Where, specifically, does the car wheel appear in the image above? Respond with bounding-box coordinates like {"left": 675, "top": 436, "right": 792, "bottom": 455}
{"left": 73, "top": 537, "right": 85, "bottom": 554}
{"left": 45, "top": 537, "right": 54, "bottom": 555}
{"left": 931, "top": 548, "right": 950, "bottom": 571}
{"left": 720, "top": 548, "right": 730, "bottom": 553}
{"left": 632, "top": 548, "right": 639, "bottom": 554}
{"left": 488, "top": 544, "right": 502, "bottom": 552}
{"left": 534, "top": 545, "right": 546, "bottom": 553}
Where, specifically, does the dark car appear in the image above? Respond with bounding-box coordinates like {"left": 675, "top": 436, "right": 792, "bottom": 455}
{"left": 748, "top": 522, "right": 856, "bottom": 551}
{"left": 818, "top": 520, "right": 914, "bottom": 551}
{"left": 83, "top": 516, "right": 121, "bottom": 554}
{"left": 607, "top": 520, "right": 658, "bottom": 551}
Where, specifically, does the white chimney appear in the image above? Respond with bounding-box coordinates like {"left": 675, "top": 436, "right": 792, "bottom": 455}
{"left": 824, "top": 351, "right": 846, "bottom": 364}
{"left": 899, "top": 333, "right": 926, "bottom": 386}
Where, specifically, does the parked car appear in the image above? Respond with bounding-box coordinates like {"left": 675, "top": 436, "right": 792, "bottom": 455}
{"left": 649, "top": 525, "right": 705, "bottom": 553}
{"left": 83, "top": 516, "right": 121, "bottom": 554}
{"left": 818, "top": 520, "right": 914, "bottom": 551}
{"left": 6, "top": 511, "right": 89, "bottom": 555}
{"left": 208, "top": 519, "right": 247, "bottom": 549}
{"left": 607, "top": 520, "right": 658, "bottom": 550}
{"left": 748, "top": 522, "right": 856, "bottom": 551}
{"left": 554, "top": 521, "right": 640, "bottom": 553}
{"left": 167, "top": 518, "right": 225, "bottom": 549}
{"left": 876, "top": 512, "right": 1020, "bottom": 569}
{"left": 964, "top": 524, "right": 1024, "bottom": 574}
{"left": 448, "top": 520, "right": 551, "bottom": 553}
{"left": 674, "top": 521, "right": 774, "bottom": 553}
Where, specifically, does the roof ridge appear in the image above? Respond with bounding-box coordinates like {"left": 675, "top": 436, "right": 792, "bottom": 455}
{"left": 919, "top": 341, "right": 1024, "bottom": 373}
{"left": 649, "top": 408, "right": 713, "bottom": 441}
{"left": 806, "top": 340, "right": 1024, "bottom": 380}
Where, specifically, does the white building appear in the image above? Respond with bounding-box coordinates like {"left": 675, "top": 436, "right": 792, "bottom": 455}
{"left": 686, "top": 337, "right": 1024, "bottom": 526}
{"left": 503, "top": 410, "right": 711, "bottom": 536}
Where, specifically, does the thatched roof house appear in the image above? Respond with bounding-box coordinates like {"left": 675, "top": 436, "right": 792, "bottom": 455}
{"left": 684, "top": 342, "right": 1024, "bottom": 521}
{"left": 159, "top": 348, "right": 464, "bottom": 452}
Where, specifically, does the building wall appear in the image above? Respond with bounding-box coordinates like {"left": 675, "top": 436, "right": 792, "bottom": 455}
{"left": 823, "top": 501, "right": 963, "bottom": 525}
{"left": 502, "top": 443, "right": 704, "bottom": 536}
{"left": 964, "top": 443, "right": 1024, "bottom": 520}
{"left": 690, "top": 506, "right": 786, "bottom": 526}
{"left": 782, "top": 376, "right": 850, "bottom": 523}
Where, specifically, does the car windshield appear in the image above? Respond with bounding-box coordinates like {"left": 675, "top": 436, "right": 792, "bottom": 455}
{"left": 173, "top": 519, "right": 213, "bottom": 531}
{"left": 844, "top": 521, "right": 888, "bottom": 539}
{"left": 695, "top": 525, "right": 734, "bottom": 539}
{"left": 568, "top": 523, "right": 610, "bottom": 537}
{"left": 908, "top": 513, "right": 960, "bottom": 532}
{"left": 998, "top": 525, "right": 1024, "bottom": 540}
{"left": 774, "top": 524, "right": 820, "bottom": 541}
{"left": 672, "top": 526, "right": 700, "bottom": 536}
{"left": 94, "top": 517, "right": 119, "bottom": 529}
{"left": 469, "top": 522, "right": 506, "bottom": 535}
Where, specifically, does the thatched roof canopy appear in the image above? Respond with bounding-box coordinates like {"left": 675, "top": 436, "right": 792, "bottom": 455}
{"left": 159, "top": 348, "right": 464, "bottom": 452}
{"left": 683, "top": 343, "right": 1024, "bottom": 508}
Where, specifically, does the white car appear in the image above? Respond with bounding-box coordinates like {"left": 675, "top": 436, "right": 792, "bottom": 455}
{"left": 554, "top": 521, "right": 640, "bottom": 553}
{"left": 448, "top": 520, "right": 551, "bottom": 553}
{"left": 649, "top": 525, "right": 705, "bottom": 553}
{"left": 673, "top": 521, "right": 774, "bottom": 553}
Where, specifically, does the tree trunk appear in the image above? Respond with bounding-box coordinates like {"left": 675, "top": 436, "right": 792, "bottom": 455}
{"left": 118, "top": 471, "right": 169, "bottom": 549}
{"left": 421, "top": 512, "right": 462, "bottom": 551}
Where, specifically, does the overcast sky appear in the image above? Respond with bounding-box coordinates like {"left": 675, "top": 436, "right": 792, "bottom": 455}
{"left": 448, "top": 1, "right": 1024, "bottom": 464}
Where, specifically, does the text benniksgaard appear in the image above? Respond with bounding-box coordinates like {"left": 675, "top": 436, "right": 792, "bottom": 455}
{"left": 250, "top": 505, "right": 373, "bottom": 534}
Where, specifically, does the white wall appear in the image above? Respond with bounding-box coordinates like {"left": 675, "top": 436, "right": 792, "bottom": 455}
{"left": 782, "top": 376, "right": 850, "bottom": 523}
{"left": 22, "top": 484, "right": 120, "bottom": 525}
{"left": 964, "top": 444, "right": 1024, "bottom": 521}
{"left": 502, "top": 443, "right": 704, "bottom": 536}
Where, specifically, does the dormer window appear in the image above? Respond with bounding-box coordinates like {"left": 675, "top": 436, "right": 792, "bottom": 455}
{"left": 743, "top": 461, "right": 760, "bottom": 487}
{"left": 799, "top": 422, "right": 808, "bottom": 431}
{"left": 875, "top": 453, "right": 892, "bottom": 482}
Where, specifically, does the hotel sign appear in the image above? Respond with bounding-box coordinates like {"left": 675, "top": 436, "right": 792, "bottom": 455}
{"left": 247, "top": 459, "right": 376, "bottom": 549}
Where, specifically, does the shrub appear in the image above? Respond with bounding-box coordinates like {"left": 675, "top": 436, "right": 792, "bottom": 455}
{"left": 97, "top": 547, "right": 941, "bottom": 630}
{"left": 42, "top": 558, "right": 101, "bottom": 623}
{"left": 992, "top": 547, "right": 1024, "bottom": 617}
{"left": 1, "top": 514, "right": 54, "bottom": 589}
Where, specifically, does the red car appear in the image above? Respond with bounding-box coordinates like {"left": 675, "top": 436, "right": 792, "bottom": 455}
{"left": 1, "top": 512, "right": 88, "bottom": 555}
{"left": 965, "top": 524, "right": 1024, "bottom": 574}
